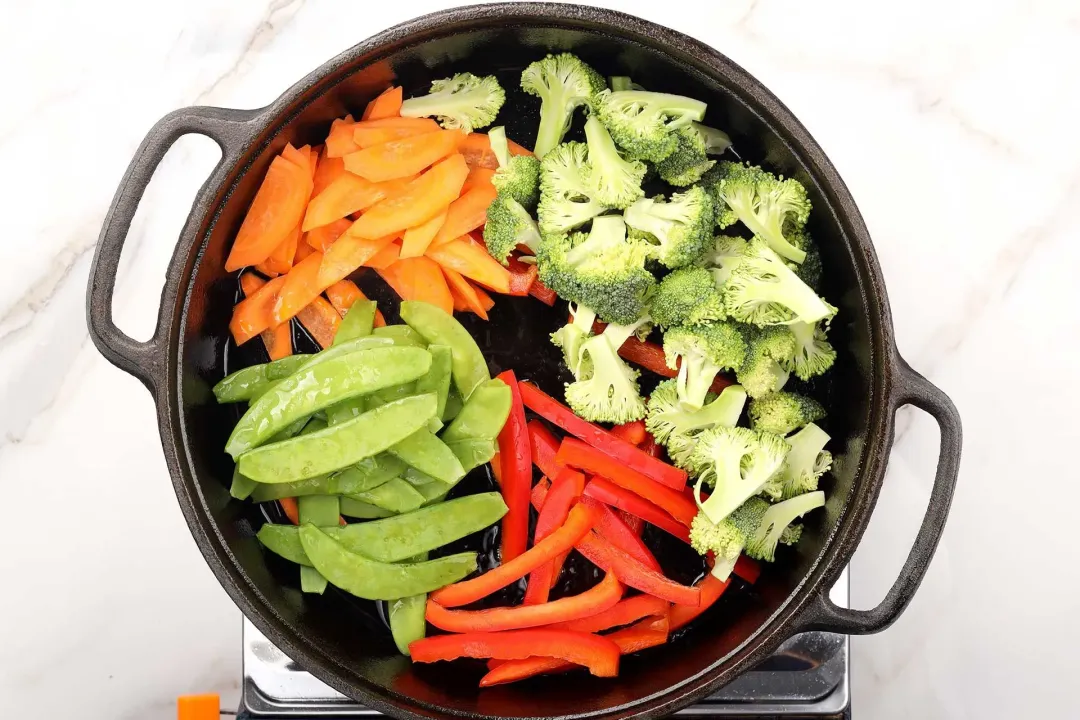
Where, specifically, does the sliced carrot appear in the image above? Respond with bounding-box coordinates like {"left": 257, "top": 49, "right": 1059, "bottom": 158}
{"left": 343, "top": 130, "right": 466, "bottom": 182}
{"left": 326, "top": 279, "right": 387, "bottom": 327}
{"left": 377, "top": 257, "right": 454, "bottom": 315}
{"left": 294, "top": 241, "right": 315, "bottom": 263}
{"left": 349, "top": 154, "right": 469, "bottom": 240}
{"left": 239, "top": 273, "right": 293, "bottom": 359}
{"left": 508, "top": 138, "right": 534, "bottom": 157}
{"left": 400, "top": 209, "right": 448, "bottom": 259}
{"left": 257, "top": 224, "right": 301, "bottom": 276}
{"left": 365, "top": 241, "right": 401, "bottom": 270}
{"left": 354, "top": 117, "right": 440, "bottom": 148}
{"left": 441, "top": 266, "right": 489, "bottom": 320}
{"left": 451, "top": 289, "right": 470, "bottom": 312}
{"left": 460, "top": 133, "right": 498, "bottom": 170}
{"left": 272, "top": 250, "right": 325, "bottom": 324}
{"left": 279, "top": 497, "right": 300, "bottom": 525}
{"left": 431, "top": 184, "right": 498, "bottom": 248}
{"left": 461, "top": 166, "right": 497, "bottom": 195}
{"left": 230, "top": 275, "right": 287, "bottom": 346}
{"left": 226, "top": 156, "right": 312, "bottom": 271}
{"left": 281, "top": 143, "right": 310, "bottom": 174}
{"left": 312, "top": 149, "right": 346, "bottom": 196}
{"left": 304, "top": 217, "right": 352, "bottom": 252}
{"left": 426, "top": 235, "right": 511, "bottom": 294}
{"left": 303, "top": 173, "right": 415, "bottom": 231}
{"left": 325, "top": 115, "right": 360, "bottom": 158}
{"left": 295, "top": 295, "right": 341, "bottom": 349}
{"left": 362, "top": 86, "right": 403, "bottom": 120}
{"left": 307, "top": 146, "right": 320, "bottom": 179}
{"left": 472, "top": 282, "right": 495, "bottom": 312}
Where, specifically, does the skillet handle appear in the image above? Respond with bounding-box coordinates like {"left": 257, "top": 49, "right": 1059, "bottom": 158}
{"left": 800, "top": 355, "right": 962, "bottom": 634}
{"left": 86, "top": 106, "right": 261, "bottom": 392}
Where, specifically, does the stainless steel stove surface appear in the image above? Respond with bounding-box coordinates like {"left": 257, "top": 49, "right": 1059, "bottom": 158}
{"left": 239, "top": 569, "right": 850, "bottom": 718}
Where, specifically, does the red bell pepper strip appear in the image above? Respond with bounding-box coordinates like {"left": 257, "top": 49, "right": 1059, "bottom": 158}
{"left": 495, "top": 370, "right": 532, "bottom": 563}
{"left": 524, "top": 468, "right": 586, "bottom": 604}
{"left": 518, "top": 381, "right": 687, "bottom": 490}
{"left": 619, "top": 510, "right": 645, "bottom": 535}
{"left": 527, "top": 419, "right": 562, "bottom": 480}
{"left": 640, "top": 436, "right": 665, "bottom": 460}
{"left": 479, "top": 616, "right": 668, "bottom": 687}
{"left": 581, "top": 497, "right": 660, "bottom": 571}
{"left": 584, "top": 478, "right": 690, "bottom": 544}
{"left": 734, "top": 555, "right": 762, "bottom": 584}
{"left": 528, "top": 278, "right": 558, "bottom": 306}
{"left": 427, "top": 573, "right": 622, "bottom": 632}
{"left": 610, "top": 419, "right": 647, "bottom": 446}
{"left": 576, "top": 531, "right": 700, "bottom": 606}
{"left": 530, "top": 476, "right": 550, "bottom": 511}
{"left": 506, "top": 256, "right": 538, "bottom": 296}
{"left": 550, "top": 593, "right": 668, "bottom": 633}
{"left": 669, "top": 574, "right": 730, "bottom": 631}
{"left": 410, "top": 629, "right": 621, "bottom": 678}
{"left": 557, "top": 438, "right": 697, "bottom": 528}
{"left": 432, "top": 504, "right": 597, "bottom": 608}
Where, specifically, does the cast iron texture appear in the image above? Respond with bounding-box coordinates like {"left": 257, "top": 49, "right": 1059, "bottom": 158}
{"left": 86, "top": 4, "right": 962, "bottom": 719}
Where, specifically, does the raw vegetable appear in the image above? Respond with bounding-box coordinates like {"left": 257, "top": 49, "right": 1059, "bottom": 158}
{"left": 377, "top": 256, "right": 454, "bottom": 315}
{"left": 344, "top": 130, "right": 466, "bottom": 183}
{"left": 333, "top": 300, "right": 377, "bottom": 345}
{"left": 591, "top": 90, "right": 707, "bottom": 163}
{"left": 579, "top": 497, "right": 660, "bottom": 571}
{"left": 409, "top": 629, "right": 620, "bottom": 678}
{"left": 536, "top": 142, "right": 606, "bottom": 235}
{"left": 400, "top": 301, "right": 491, "bottom": 400}
{"left": 430, "top": 184, "right": 499, "bottom": 247}
{"left": 689, "top": 426, "right": 788, "bottom": 524}
{"left": 747, "top": 391, "right": 826, "bottom": 436}
{"left": 575, "top": 531, "right": 700, "bottom": 606}
{"left": 354, "top": 117, "right": 440, "bottom": 148}
{"left": 583, "top": 478, "right": 690, "bottom": 544}
{"left": 399, "top": 73, "right": 505, "bottom": 132}
{"left": 440, "top": 378, "right": 512, "bottom": 443}
{"left": 249, "top": 455, "right": 405, "bottom": 502}
{"left": 213, "top": 355, "right": 309, "bottom": 403}
{"left": 303, "top": 173, "right": 414, "bottom": 231}
{"left": 582, "top": 115, "right": 645, "bottom": 208}
{"left": 362, "top": 86, "right": 403, "bottom": 120}
{"left": 668, "top": 573, "right": 730, "bottom": 630}
{"left": 400, "top": 209, "right": 447, "bottom": 259}
{"left": 520, "top": 53, "right": 606, "bottom": 158}
{"left": 706, "top": 161, "right": 810, "bottom": 264}
{"left": 388, "top": 429, "right": 465, "bottom": 485}
{"left": 663, "top": 323, "right": 747, "bottom": 411}
{"left": 523, "top": 467, "right": 585, "bottom": 605}
{"left": 778, "top": 423, "right": 832, "bottom": 499}
{"left": 494, "top": 369, "right": 532, "bottom": 563}
{"left": 624, "top": 186, "right": 715, "bottom": 269}
{"left": 527, "top": 420, "right": 562, "bottom": 480}
{"left": 349, "top": 153, "right": 468, "bottom": 240}
{"left": 225, "top": 153, "right": 313, "bottom": 271}
{"left": 550, "top": 593, "right": 668, "bottom": 633}
{"left": 389, "top": 591, "right": 428, "bottom": 656}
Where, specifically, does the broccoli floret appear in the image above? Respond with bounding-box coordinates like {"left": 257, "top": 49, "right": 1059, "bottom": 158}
{"left": 565, "top": 318, "right": 649, "bottom": 424}
{"left": 701, "top": 235, "right": 748, "bottom": 287}
{"left": 483, "top": 196, "right": 542, "bottom": 265}
{"left": 550, "top": 303, "right": 597, "bottom": 380}
{"left": 745, "top": 491, "right": 825, "bottom": 562}
{"left": 780, "top": 422, "right": 832, "bottom": 499}
{"left": 488, "top": 126, "right": 541, "bottom": 210}
{"left": 624, "top": 186, "right": 715, "bottom": 269}
{"left": 784, "top": 320, "right": 836, "bottom": 381}
{"left": 646, "top": 379, "right": 747, "bottom": 448}
{"left": 748, "top": 391, "right": 826, "bottom": 436}
{"left": 690, "top": 427, "right": 789, "bottom": 524}
{"left": 536, "top": 142, "right": 607, "bottom": 235}
{"left": 709, "top": 162, "right": 811, "bottom": 264}
{"left": 399, "top": 73, "right": 505, "bottom": 132}
{"left": 737, "top": 325, "right": 796, "bottom": 399}
{"left": 784, "top": 227, "right": 823, "bottom": 290}
{"left": 651, "top": 267, "right": 726, "bottom": 328}
{"left": 690, "top": 496, "right": 769, "bottom": 570}
{"left": 583, "top": 115, "right": 646, "bottom": 209}
{"left": 656, "top": 123, "right": 731, "bottom": 187}
{"left": 521, "top": 53, "right": 607, "bottom": 158}
{"left": 592, "top": 90, "right": 707, "bottom": 163}
{"left": 663, "top": 323, "right": 747, "bottom": 410}
{"left": 536, "top": 215, "right": 656, "bottom": 325}
{"left": 724, "top": 238, "right": 837, "bottom": 326}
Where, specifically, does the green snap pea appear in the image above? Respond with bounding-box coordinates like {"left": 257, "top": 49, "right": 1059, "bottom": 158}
{"left": 401, "top": 468, "right": 452, "bottom": 504}
{"left": 389, "top": 562, "right": 428, "bottom": 656}
{"left": 415, "top": 345, "right": 452, "bottom": 419}
{"left": 388, "top": 429, "right": 465, "bottom": 485}
{"left": 333, "top": 301, "right": 378, "bottom": 345}
{"left": 300, "top": 565, "right": 328, "bottom": 594}
{"left": 297, "top": 495, "right": 338, "bottom": 593}
{"left": 442, "top": 387, "right": 464, "bottom": 422}
{"left": 340, "top": 497, "right": 395, "bottom": 519}
{"left": 226, "top": 347, "right": 432, "bottom": 459}
{"left": 439, "top": 378, "right": 512, "bottom": 443}
{"left": 256, "top": 493, "right": 507, "bottom": 565}
{"left": 249, "top": 337, "right": 392, "bottom": 402}
{"left": 369, "top": 382, "right": 417, "bottom": 407}
{"left": 400, "top": 301, "right": 489, "bottom": 400}
{"left": 230, "top": 466, "right": 257, "bottom": 500}
{"left": 298, "top": 525, "right": 477, "bottom": 600}
{"left": 239, "top": 393, "right": 437, "bottom": 483}
{"left": 444, "top": 438, "right": 498, "bottom": 473}
{"left": 426, "top": 417, "right": 444, "bottom": 433}
{"left": 325, "top": 397, "right": 365, "bottom": 426}
{"left": 213, "top": 355, "right": 311, "bottom": 403}
{"left": 350, "top": 478, "right": 425, "bottom": 514}
{"left": 372, "top": 324, "right": 427, "bottom": 347}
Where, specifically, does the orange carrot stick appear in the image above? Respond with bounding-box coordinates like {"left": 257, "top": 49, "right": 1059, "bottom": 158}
{"left": 256, "top": 224, "right": 300, "bottom": 276}
{"left": 315, "top": 232, "right": 398, "bottom": 288}
{"left": 302, "top": 173, "right": 415, "bottom": 231}
{"left": 426, "top": 235, "right": 511, "bottom": 294}
{"left": 225, "top": 156, "right": 312, "bottom": 271}
{"left": 377, "top": 257, "right": 454, "bottom": 315}
{"left": 430, "top": 184, "right": 498, "bottom": 248}
{"left": 279, "top": 497, "right": 300, "bottom": 525}
{"left": 354, "top": 117, "right": 440, "bottom": 148}
{"left": 312, "top": 149, "right": 346, "bottom": 196}
{"left": 326, "top": 279, "right": 387, "bottom": 327}
{"left": 362, "top": 86, "right": 403, "bottom": 120}
{"left": 272, "top": 250, "right": 325, "bottom": 325}
{"left": 459, "top": 133, "right": 498, "bottom": 170}
{"left": 364, "top": 241, "right": 401, "bottom": 270}
{"left": 230, "top": 274, "right": 287, "bottom": 346}
{"left": 400, "top": 209, "right": 448, "bottom": 259}
{"left": 343, "top": 130, "right": 466, "bottom": 182}
{"left": 348, "top": 154, "right": 469, "bottom": 240}
{"left": 239, "top": 273, "right": 293, "bottom": 359}
{"left": 295, "top": 295, "right": 341, "bottom": 349}
{"left": 325, "top": 115, "right": 360, "bottom": 158}
{"left": 461, "top": 166, "right": 496, "bottom": 195}
{"left": 281, "top": 143, "right": 310, "bottom": 173}
{"left": 294, "top": 240, "right": 314, "bottom": 263}
{"left": 441, "top": 266, "right": 489, "bottom": 320}
{"left": 304, "top": 217, "right": 352, "bottom": 252}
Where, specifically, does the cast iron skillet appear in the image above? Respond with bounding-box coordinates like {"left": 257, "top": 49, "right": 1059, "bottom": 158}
{"left": 86, "top": 4, "right": 962, "bottom": 718}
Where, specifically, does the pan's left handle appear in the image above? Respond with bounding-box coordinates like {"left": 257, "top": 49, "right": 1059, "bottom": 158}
{"left": 86, "top": 106, "right": 262, "bottom": 392}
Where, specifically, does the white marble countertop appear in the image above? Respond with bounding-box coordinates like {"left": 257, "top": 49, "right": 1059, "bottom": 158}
{"left": 1, "top": 0, "right": 1077, "bottom": 717}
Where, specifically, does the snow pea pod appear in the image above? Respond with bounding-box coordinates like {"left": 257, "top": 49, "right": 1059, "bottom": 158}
{"left": 439, "top": 378, "right": 512, "bottom": 443}
{"left": 444, "top": 437, "right": 498, "bottom": 473}
{"left": 388, "top": 429, "right": 465, "bottom": 485}
{"left": 400, "top": 301, "right": 489, "bottom": 400}
{"left": 442, "top": 387, "right": 463, "bottom": 422}
{"left": 298, "top": 525, "right": 477, "bottom": 600}
{"left": 389, "top": 556, "right": 428, "bottom": 655}
{"left": 340, "top": 497, "right": 395, "bottom": 519}
{"left": 213, "top": 355, "right": 311, "bottom": 403}
{"left": 300, "top": 566, "right": 327, "bottom": 594}
{"left": 297, "top": 495, "right": 338, "bottom": 593}
{"left": 226, "top": 346, "right": 431, "bottom": 458}
{"left": 372, "top": 324, "right": 427, "bottom": 347}
{"left": 248, "top": 337, "right": 392, "bottom": 402}
{"left": 238, "top": 393, "right": 437, "bottom": 483}
{"left": 230, "top": 466, "right": 257, "bottom": 500}
{"left": 333, "top": 300, "right": 377, "bottom": 346}
{"left": 349, "top": 478, "right": 425, "bottom": 513}
{"left": 249, "top": 453, "right": 404, "bottom": 502}
{"left": 414, "top": 344, "right": 452, "bottom": 419}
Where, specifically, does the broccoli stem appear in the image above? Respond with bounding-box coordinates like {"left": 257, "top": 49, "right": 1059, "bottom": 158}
{"left": 565, "top": 215, "right": 626, "bottom": 266}
{"left": 710, "top": 554, "right": 739, "bottom": 581}
{"left": 653, "top": 385, "right": 747, "bottom": 436}
{"left": 610, "top": 76, "right": 633, "bottom": 91}
{"left": 610, "top": 91, "right": 708, "bottom": 128}
{"left": 488, "top": 126, "right": 510, "bottom": 167}
{"left": 748, "top": 491, "right": 825, "bottom": 562}
{"left": 534, "top": 94, "right": 571, "bottom": 158}
{"left": 693, "top": 123, "right": 732, "bottom": 155}
{"left": 726, "top": 199, "right": 806, "bottom": 264}
{"left": 676, "top": 354, "right": 722, "bottom": 411}
{"left": 694, "top": 453, "right": 745, "bottom": 524}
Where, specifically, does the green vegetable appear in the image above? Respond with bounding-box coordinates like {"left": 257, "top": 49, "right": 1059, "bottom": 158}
{"left": 389, "top": 592, "right": 427, "bottom": 655}
{"left": 520, "top": 53, "right": 606, "bottom": 158}
{"left": 297, "top": 495, "right": 338, "bottom": 593}
{"left": 300, "top": 565, "right": 328, "bottom": 594}
{"left": 748, "top": 391, "right": 826, "bottom": 436}
{"left": 444, "top": 438, "right": 497, "bottom": 473}
{"left": 249, "top": 337, "right": 393, "bottom": 402}
{"left": 650, "top": 267, "right": 726, "bottom": 328}
{"left": 298, "top": 524, "right": 477, "bottom": 600}
{"left": 488, "top": 126, "right": 542, "bottom": 209}
{"left": 624, "top": 186, "right": 714, "bottom": 269}
{"left": 388, "top": 429, "right": 465, "bottom": 485}
{"left": 592, "top": 89, "right": 707, "bottom": 163}
{"left": 483, "top": 195, "right": 542, "bottom": 265}
{"left": 333, "top": 300, "right": 377, "bottom": 345}
{"left": 339, "top": 497, "right": 395, "bottom": 519}
{"left": 350, "top": 478, "right": 425, "bottom": 514}
{"left": 536, "top": 215, "right": 655, "bottom": 325}
{"left": 663, "top": 322, "right": 747, "bottom": 410}
{"left": 582, "top": 115, "right": 645, "bottom": 209}
{"left": 400, "top": 301, "right": 490, "bottom": 401}
{"left": 736, "top": 325, "right": 796, "bottom": 398}
{"left": 708, "top": 161, "right": 811, "bottom": 264}
{"left": 440, "top": 378, "right": 512, "bottom": 443}
{"left": 780, "top": 423, "right": 832, "bottom": 499}
{"left": 645, "top": 380, "right": 747, "bottom": 468}
{"left": 226, "top": 346, "right": 432, "bottom": 457}
{"left": 399, "top": 73, "right": 505, "bottom": 132}
{"left": 784, "top": 321, "right": 836, "bottom": 381}
{"left": 745, "top": 491, "right": 825, "bottom": 562}
{"left": 367, "top": 382, "right": 418, "bottom": 408}
{"left": 689, "top": 496, "right": 769, "bottom": 579}
{"left": 213, "top": 355, "right": 310, "bottom": 403}
{"left": 238, "top": 394, "right": 438, "bottom": 483}
{"left": 701, "top": 235, "right": 748, "bottom": 286}
{"left": 536, "top": 142, "right": 607, "bottom": 235}
{"left": 689, "top": 426, "right": 788, "bottom": 523}
{"left": 414, "top": 345, "right": 453, "bottom": 419}
{"left": 655, "top": 123, "right": 730, "bottom": 187}
{"left": 723, "top": 238, "right": 836, "bottom": 326}
{"left": 550, "top": 304, "right": 596, "bottom": 379}
{"left": 249, "top": 454, "right": 405, "bottom": 502}
{"left": 442, "top": 387, "right": 464, "bottom": 422}
{"left": 325, "top": 397, "right": 366, "bottom": 426}
{"left": 230, "top": 466, "right": 257, "bottom": 500}
{"left": 565, "top": 318, "right": 651, "bottom": 424}
{"left": 372, "top": 324, "right": 427, "bottom": 347}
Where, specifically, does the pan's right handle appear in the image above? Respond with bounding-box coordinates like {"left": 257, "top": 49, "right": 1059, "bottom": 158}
{"left": 799, "top": 355, "right": 962, "bottom": 634}
{"left": 86, "top": 106, "right": 262, "bottom": 392}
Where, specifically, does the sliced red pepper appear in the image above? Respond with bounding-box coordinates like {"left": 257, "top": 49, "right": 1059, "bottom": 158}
{"left": 548, "top": 549, "right": 571, "bottom": 591}
{"left": 550, "top": 593, "right": 668, "bottom": 633}
{"left": 525, "top": 468, "right": 586, "bottom": 605}
{"left": 734, "top": 555, "right": 762, "bottom": 584}
{"left": 506, "top": 256, "right": 539, "bottom": 296}
{"left": 279, "top": 497, "right": 300, "bottom": 525}
{"left": 428, "top": 573, "right": 622, "bottom": 632}
{"left": 557, "top": 438, "right": 697, "bottom": 528}
{"left": 495, "top": 370, "right": 532, "bottom": 563}
{"left": 530, "top": 476, "right": 551, "bottom": 511}
{"left": 410, "top": 629, "right": 621, "bottom": 679}
{"left": 610, "top": 419, "right": 647, "bottom": 445}
{"left": 479, "top": 616, "right": 668, "bottom": 687}
{"left": 576, "top": 531, "right": 700, "bottom": 606}
{"left": 640, "top": 436, "right": 665, "bottom": 460}
{"left": 527, "top": 419, "right": 562, "bottom": 479}
{"left": 528, "top": 277, "right": 558, "bottom": 306}
{"left": 584, "top": 478, "right": 690, "bottom": 544}
{"left": 619, "top": 510, "right": 645, "bottom": 535}
{"left": 669, "top": 574, "right": 730, "bottom": 631}
{"left": 581, "top": 497, "right": 661, "bottom": 571}
{"left": 431, "top": 504, "right": 597, "bottom": 608}
{"left": 519, "top": 381, "right": 688, "bottom": 491}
